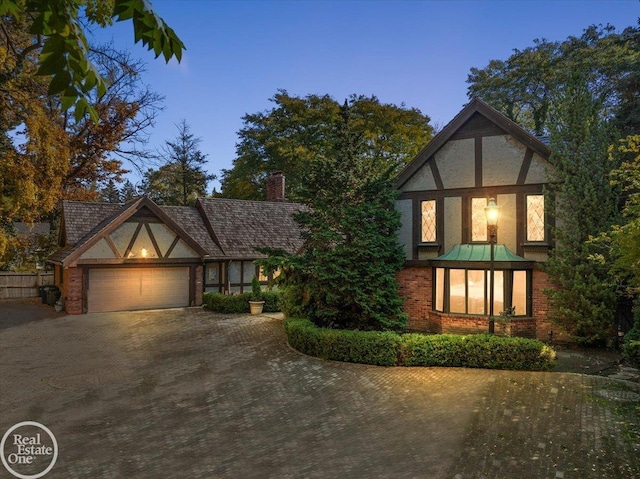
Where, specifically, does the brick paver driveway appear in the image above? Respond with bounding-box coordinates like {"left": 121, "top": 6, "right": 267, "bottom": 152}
{"left": 1, "top": 308, "right": 638, "bottom": 478}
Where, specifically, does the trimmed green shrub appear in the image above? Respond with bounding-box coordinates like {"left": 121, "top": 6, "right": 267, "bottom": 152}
{"left": 284, "top": 317, "right": 557, "bottom": 371}
{"left": 203, "top": 291, "right": 281, "bottom": 314}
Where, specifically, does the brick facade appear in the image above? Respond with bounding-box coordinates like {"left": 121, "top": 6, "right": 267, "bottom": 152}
{"left": 397, "top": 265, "right": 556, "bottom": 340}
{"left": 194, "top": 265, "right": 203, "bottom": 306}
{"left": 397, "top": 266, "right": 433, "bottom": 331}
{"left": 63, "top": 267, "right": 84, "bottom": 315}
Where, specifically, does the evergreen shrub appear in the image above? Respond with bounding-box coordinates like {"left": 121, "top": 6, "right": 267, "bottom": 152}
{"left": 284, "top": 317, "right": 556, "bottom": 371}
{"left": 203, "top": 291, "right": 281, "bottom": 314}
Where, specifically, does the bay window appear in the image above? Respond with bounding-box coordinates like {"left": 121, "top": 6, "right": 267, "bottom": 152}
{"left": 434, "top": 267, "right": 530, "bottom": 316}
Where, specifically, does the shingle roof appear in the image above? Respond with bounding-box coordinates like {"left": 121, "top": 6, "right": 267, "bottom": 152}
{"left": 161, "top": 206, "right": 224, "bottom": 257}
{"left": 50, "top": 196, "right": 305, "bottom": 264}
{"left": 197, "top": 198, "right": 306, "bottom": 259}
{"left": 61, "top": 201, "right": 122, "bottom": 245}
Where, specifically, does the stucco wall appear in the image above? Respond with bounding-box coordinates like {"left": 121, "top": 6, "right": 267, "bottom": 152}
{"left": 81, "top": 239, "right": 115, "bottom": 260}
{"left": 402, "top": 164, "right": 438, "bottom": 192}
{"left": 525, "top": 153, "right": 550, "bottom": 184}
{"left": 149, "top": 223, "right": 178, "bottom": 256}
{"left": 482, "top": 135, "right": 524, "bottom": 186}
{"left": 496, "top": 193, "right": 517, "bottom": 252}
{"left": 395, "top": 199, "right": 413, "bottom": 260}
{"left": 444, "top": 197, "right": 462, "bottom": 253}
{"left": 435, "top": 139, "right": 475, "bottom": 189}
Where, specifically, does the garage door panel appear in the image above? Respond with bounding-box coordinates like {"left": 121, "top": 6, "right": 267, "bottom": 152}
{"left": 88, "top": 267, "right": 189, "bottom": 313}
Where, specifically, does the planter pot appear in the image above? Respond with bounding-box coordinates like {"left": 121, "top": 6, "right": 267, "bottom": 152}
{"left": 249, "top": 301, "right": 265, "bottom": 315}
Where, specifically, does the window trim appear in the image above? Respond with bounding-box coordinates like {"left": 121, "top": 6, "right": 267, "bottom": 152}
{"left": 420, "top": 199, "right": 437, "bottom": 243}
{"left": 525, "top": 193, "right": 546, "bottom": 243}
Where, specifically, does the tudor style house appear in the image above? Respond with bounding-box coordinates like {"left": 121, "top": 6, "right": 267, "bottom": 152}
{"left": 48, "top": 172, "right": 305, "bottom": 314}
{"left": 395, "top": 98, "right": 557, "bottom": 340}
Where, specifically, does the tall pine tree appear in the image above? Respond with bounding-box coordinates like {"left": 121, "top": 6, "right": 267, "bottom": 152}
{"left": 140, "top": 121, "right": 214, "bottom": 206}
{"left": 544, "top": 72, "right": 620, "bottom": 344}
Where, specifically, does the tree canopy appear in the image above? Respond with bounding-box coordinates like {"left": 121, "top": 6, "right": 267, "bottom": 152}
{"left": 140, "top": 121, "right": 214, "bottom": 206}
{"left": 219, "top": 90, "right": 434, "bottom": 201}
{"left": 260, "top": 103, "right": 406, "bottom": 331}
{"left": 0, "top": 0, "right": 179, "bottom": 267}
{"left": 467, "top": 23, "right": 640, "bottom": 136}
{"left": 544, "top": 73, "right": 620, "bottom": 344}
{"left": 0, "top": 0, "right": 184, "bottom": 122}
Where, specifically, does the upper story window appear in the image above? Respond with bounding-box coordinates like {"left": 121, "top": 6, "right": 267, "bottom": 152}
{"left": 526, "top": 194, "right": 545, "bottom": 242}
{"left": 471, "top": 197, "right": 488, "bottom": 242}
{"left": 421, "top": 200, "right": 437, "bottom": 243}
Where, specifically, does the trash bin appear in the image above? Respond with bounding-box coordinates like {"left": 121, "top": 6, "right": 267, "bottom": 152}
{"left": 39, "top": 285, "right": 49, "bottom": 304}
{"left": 46, "top": 286, "right": 60, "bottom": 306}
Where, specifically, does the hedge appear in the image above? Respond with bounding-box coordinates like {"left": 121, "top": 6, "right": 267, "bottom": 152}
{"left": 203, "top": 291, "right": 281, "bottom": 314}
{"left": 284, "top": 317, "right": 557, "bottom": 371}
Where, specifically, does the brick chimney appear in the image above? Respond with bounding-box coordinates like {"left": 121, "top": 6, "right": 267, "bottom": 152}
{"left": 266, "top": 171, "right": 286, "bottom": 202}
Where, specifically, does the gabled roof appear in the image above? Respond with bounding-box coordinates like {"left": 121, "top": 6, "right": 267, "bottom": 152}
{"left": 49, "top": 197, "right": 210, "bottom": 267}
{"left": 395, "top": 98, "right": 552, "bottom": 189}
{"left": 60, "top": 201, "right": 122, "bottom": 245}
{"left": 162, "top": 206, "right": 224, "bottom": 257}
{"left": 196, "top": 198, "right": 306, "bottom": 260}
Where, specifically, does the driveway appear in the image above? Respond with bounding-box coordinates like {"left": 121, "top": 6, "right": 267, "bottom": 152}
{"left": 0, "top": 308, "right": 638, "bottom": 478}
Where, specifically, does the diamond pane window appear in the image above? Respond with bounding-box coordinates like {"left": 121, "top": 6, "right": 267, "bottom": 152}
{"left": 472, "top": 198, "right": 488, "bottom": 242}
{"left": 421, "top": 200, "right": 437, "bottom": 243}
{"left": 527, "top": 195, "right": 545, "bottom": 242}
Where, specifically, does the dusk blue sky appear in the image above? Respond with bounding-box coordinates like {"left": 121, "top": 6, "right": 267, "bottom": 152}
{"left": 93, "top": 0, "right": 639, "bottom": 191}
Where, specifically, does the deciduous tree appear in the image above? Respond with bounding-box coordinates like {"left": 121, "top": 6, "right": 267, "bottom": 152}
{"left": 0, "top": 0, "right": 184, "bottom": 122}
{"left": 467, "top": 23, "right": 639, "bottom": 135}
{"left": 219, "top": 90, "right": 433, "bottom": 201}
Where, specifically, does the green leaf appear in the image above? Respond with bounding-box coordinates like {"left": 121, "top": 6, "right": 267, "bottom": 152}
{"left": 48, "top": 70, "right": 72, "bottom": 95}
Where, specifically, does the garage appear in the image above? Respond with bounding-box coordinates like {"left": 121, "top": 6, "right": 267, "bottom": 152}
{"left": 87, "top": 267, "right": 190, "bottom": 313}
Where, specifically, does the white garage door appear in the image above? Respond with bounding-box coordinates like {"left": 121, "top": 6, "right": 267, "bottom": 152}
{"left": 87, "top": 267, "right": 190, "bottom": 313}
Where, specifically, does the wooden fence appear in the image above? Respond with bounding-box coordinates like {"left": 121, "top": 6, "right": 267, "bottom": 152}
{"left": 0, "top": 272, "right": 55, "bottom": 299}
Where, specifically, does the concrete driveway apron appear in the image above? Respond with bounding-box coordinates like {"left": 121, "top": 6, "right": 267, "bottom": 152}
{"left": 1, "top": 308, "right": 638, "bottom": 478}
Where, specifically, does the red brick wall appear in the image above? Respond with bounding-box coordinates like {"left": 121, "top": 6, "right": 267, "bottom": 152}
{"left": 397, "top": 266, "right": 433, "bottom": 331}
{"left": 63, "top": 267, "right": 84, "bottom": 315}
{"left": 531, "top": 268, "right": 570, "bottom": 342}
{"left": 194, "top": 265, "right": 203, "bottom": 306}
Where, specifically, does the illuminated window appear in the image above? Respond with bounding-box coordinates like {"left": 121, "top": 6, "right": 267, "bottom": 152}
{"left": 467, "top": 270, "right": 485, "bottom": 314}
{"left": 527, "top": 195, "right": 545, "bottom": 242}
{"left": 471, "top": 198, "right": 488, "bottom": 242}
{"left": 421, "top": 200, "right": 437, "bottom": 242}
{"left": 434, "top": 268, "right": 528, "bottom": 316}
{"left": 449, "top": 269, "right": 466, "bottom": 313}
{"left": 435, "top": 268, "right": 444, "bottom": 311}
{"left": 512, "top": 271, "right": 527, "bottom": 316}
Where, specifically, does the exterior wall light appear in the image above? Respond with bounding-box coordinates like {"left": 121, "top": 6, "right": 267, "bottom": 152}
{"left": 141, "top": 248, "right": 148, "bottom": 258}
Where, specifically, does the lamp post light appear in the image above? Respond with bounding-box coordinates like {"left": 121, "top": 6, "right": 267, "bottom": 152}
{"left": 485, "top": 198, "right": 499, "bottom": 334}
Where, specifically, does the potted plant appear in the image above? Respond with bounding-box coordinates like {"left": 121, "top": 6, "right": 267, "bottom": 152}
{"left": 249, "top": 276, "right": 265, "bottom": 315}
{"left": 495, "top": 306, "right": 515, "bottom": 337}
